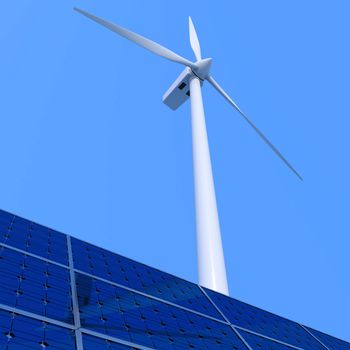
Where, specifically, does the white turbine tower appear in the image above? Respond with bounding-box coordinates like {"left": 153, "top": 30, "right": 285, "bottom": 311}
{"left": 75, "top": 8, "right": 302, "bottom": 296}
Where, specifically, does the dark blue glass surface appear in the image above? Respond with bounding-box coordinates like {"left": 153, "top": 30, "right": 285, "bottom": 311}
{"left": 0, "top": 210, "right": 13, "bottom": 230}
{"left": 0, "top": 209, "right": 349, "bottom": 350}
{"left": 305, "top": 326, "right": 350, "bottom": 350}
{"left": 83, "top": 334, "right": 141, "bottom": 349}
{"left": 77, "top": 273, "right": 247, "bottom": 350}
{"left": 204, "top": 288, "right": 325, "bottom": 350}
{"left": 72, "top": 238, "right": 223, "bottom": 320}
{"left": 0, "top": 246, "right": 73, "bottom": 324}
{"left": 237, "top": 329, "right": 300, "bottom": 350}
{"left": 0, "top": 209, "right": 68, "bottom": 265}
{"left": 0, "top": 308, "right": 75, "bottom": 349}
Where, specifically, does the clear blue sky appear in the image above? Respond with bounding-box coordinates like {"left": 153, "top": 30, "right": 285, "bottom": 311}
{"left": 1, "top": 0, "right": 349, "bottom": 342}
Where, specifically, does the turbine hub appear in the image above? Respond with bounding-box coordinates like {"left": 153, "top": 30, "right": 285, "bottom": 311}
{"left": 192, "top": 58, "right": 212, "bottom": 80}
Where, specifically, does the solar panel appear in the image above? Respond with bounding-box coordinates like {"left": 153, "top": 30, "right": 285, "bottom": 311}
{"left": 83, "top": 334, "right": 140, "bottom": 349}
{"left": 0, "top": 245, "right": 73, "bottom": 324}
{"left": 204, "top": 288, "right": 328, "bottom": 350}
{"left": 76, "top": 272, "right": 246, "bottom": 349}
{"left": 0, "top": 208, "right": 349, "bottom": 350}
{"left": 0, "top": 211, "right": 68, "bottom": 265}
{"left": 0, "top": 308, "right": 75, "bottom": 349}
{"left": 304, "top": 326, "right": 350, "bottom": 350}
{"left": 237, "top": 328, "right": 304, "bottom": 350}
{"left": 72, "top": 237, "right": 223, "bottom": 320}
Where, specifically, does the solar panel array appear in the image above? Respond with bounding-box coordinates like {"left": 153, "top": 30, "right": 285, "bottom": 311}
{"left": 0, "top": 208, "right": 348, "bottom": 350}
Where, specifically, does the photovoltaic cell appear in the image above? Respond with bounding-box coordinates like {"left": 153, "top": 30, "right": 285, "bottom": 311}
{"left": 0, "top": 308, "right": 76, "bottom": 349}
{"left": 304, "top": 326, "right": 350, "bottom": 350}
{"left": 0, "top": 246, "right": 73, "bottom": 324}
{"left": 76, "top": 272, "right": 247, "bottom": 350}
{"left": 204, "top": 288, "right": 325, "bottom": 350}
{"left": 0, "top": 210, "right": 12, "bottom": 229}
{"left": 237, "top": 329, "right": 301, "bottom": 350}
{"left": 0, "top": 208, "right": 349, "bottom": 350}
{"left": 72, "top": 238, "right": 223, "bottom": 320}
{"left": 83, "top": 334, "right": 142, "bottom": 349}
{"left": 0, "top": 209, "right": 68, "bottom": 265}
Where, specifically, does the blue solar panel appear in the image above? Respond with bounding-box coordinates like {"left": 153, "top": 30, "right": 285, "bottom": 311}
{"left": 0, "top": 210, "right": 68, "bottom": 265}
{"left": 83, "top": 334, "right": 141, "bottom": 349}
{"left": 0, "top": 210, "right": 13, "bottom": 228}
{"left": 76, "top": 272, "right": 247, "bottom": 350}
{"left": 0, "top": 208, "right": 349, "bottom": 350}
{"left": 237, "top": 328, "right": 301, "bottom": 350}
{"left": 305, "top": 326, "right": 350, "bottom": 350}
{"left": 204, "top": 288, "right": 326, "bottom": 350}
{"left": 72, "top": 238, "right": 223, "bottom": 320}
{"left": 0, "top": 308, "right": 76, "bottom": 349}
{"left": 0, "top": 246, "right": 73, "bottom": 324}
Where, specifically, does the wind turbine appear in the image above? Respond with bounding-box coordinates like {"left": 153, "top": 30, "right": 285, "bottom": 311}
{"left": 74, "top": 8, "right": 302, "bottom": 296}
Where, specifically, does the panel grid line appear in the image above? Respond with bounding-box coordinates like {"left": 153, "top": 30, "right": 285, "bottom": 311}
{"left": 299, "top": 324, "right": 330, "bottom": 350}
{"left": 199, "top": 286, "right": 252, "bottom": 350}
{"left": 198, "top": 286, "right": 232, "bottom": 323}
{"left": 67, "top": 235, "right": 83, "bottom": 350}
{"left": 231, "top": 327, "right": 254, "bottom": 350}
{"left": 75, "top": 329, "right": 85, "bottom": 350}
{"left": 233, "top": 325, "right": 305, "bottom": 350}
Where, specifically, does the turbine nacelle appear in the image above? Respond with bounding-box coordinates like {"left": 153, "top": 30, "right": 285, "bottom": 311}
{"left": 162, "top": 58, "right": 212, "bottom": 110}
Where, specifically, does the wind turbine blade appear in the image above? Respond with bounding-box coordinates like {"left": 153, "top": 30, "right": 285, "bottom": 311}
{"left": 74, "top": 8, "right": 196, "bottom": 69}
{"left": 207, "top": 75, "right": 303, "bottom": 180}
{"left": 189, "top": 16, "right": 202, "bottom": 61}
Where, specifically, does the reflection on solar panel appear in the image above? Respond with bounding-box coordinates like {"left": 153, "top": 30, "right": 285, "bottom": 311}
{"left": 76, "top": 273, "right": 244, "bottom": 350}
{"left": 0, "top": 208, "right": 348, "bottom": 350}
{"left": 72, "top": 238, "right": 223, "bottom": 320}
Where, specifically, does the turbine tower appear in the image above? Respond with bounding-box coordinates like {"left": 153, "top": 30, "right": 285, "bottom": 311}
{"left": 75, "top": 8, "right": 302, "bottom": 296}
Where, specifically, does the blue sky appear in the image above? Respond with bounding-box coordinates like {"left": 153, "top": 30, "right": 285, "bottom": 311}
{"left": 1, "top": 0, "right": 349, "bottom": 342}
